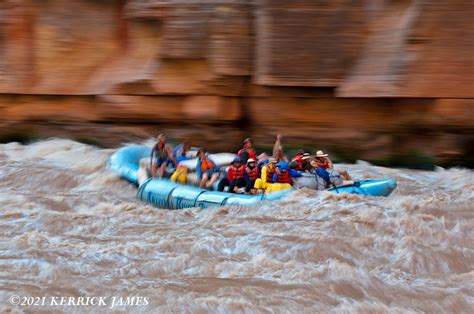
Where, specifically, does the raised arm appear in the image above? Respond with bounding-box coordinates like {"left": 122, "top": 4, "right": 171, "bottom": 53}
{"left": 272, "top": 134, "right": 287, "bottom": 162}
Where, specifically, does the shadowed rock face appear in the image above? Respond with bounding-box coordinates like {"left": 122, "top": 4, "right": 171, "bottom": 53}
{"left": 338, "top": 0, "right": 474, "bottom": 98}
{"left": 0, "top": 0, "right": 472, "bottom": 166}
{"left": 255, "top": 0, "right": 369, "bottom": 87}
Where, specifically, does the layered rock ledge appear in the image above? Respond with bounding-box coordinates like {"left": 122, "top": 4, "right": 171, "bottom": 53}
{"left": 0, "top": 0, "right": 472, "bottom": 167}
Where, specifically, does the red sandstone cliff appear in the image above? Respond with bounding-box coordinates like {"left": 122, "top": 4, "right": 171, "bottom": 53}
{"left": 0, "top": 0, "right": 472, "bottom": 166}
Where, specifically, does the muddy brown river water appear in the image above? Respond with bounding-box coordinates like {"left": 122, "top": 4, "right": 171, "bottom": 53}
{"left": 0, "top": 139, "right": 473, "bottom": 313}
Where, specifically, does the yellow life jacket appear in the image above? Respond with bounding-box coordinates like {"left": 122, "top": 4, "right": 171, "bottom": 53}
{"left": 171, "top": 166, "right": 188, "bottom": 184}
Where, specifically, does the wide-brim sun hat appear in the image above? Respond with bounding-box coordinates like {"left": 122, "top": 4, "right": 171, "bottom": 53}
{"left": 315, "top": 150, "right": 328, "bottom": 157}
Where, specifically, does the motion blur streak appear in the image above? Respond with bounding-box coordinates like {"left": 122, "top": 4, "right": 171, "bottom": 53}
{"left": 1, "top": 139, "right": 473, "bottom": 312}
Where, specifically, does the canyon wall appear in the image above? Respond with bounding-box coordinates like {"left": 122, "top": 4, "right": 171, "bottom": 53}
{"left": 0, "top": 0, "right": 472, "bottom": 166}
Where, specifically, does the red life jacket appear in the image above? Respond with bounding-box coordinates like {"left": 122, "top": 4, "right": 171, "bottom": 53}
{"left": 315, "top": 158, "right": 331, "bottom": 169}
{"left": 228, "top": 165, "right": 244, "bottom": 181}
{"left": 276, "top": 169, "right": 293, "bottom": 184}
{"left": 266, "top": 165, "right": 275, "bottom": 182}
{"left": 200, "top": 158, "right": 214, "bottom": 172}
{"left": 245, "top": 166, "right": 259, "bottom": 181}
{"left": 291, "top": 155, "right": 304, "bottom": 171}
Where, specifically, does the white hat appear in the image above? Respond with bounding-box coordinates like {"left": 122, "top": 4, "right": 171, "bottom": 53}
{"left": 247, "top": 158, "right": 256, "bottom": 163}
{"left": 315, "top": 150, "right": 328, "bottom": 157}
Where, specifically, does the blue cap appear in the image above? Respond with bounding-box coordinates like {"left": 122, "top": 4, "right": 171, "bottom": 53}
{"left": 232, "top": 157, "right": 241, "bottom": 164}
{"left": 276, "top": 161, "right": 290, "bottom": 171}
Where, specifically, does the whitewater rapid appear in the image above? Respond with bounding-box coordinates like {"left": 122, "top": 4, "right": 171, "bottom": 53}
{"left": 1, "top": 139, "right": 473, "bottom": 313}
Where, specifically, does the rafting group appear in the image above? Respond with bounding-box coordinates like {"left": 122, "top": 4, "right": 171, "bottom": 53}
{"left": 141, "top": 133, "right": 354, "bottom": 194}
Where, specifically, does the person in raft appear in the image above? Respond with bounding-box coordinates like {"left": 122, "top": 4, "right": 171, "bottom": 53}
{"left": 301, "top": 153, "right": 313, "bottom": 172}
{"left": 244, "top": 158, "right": 259, "bottom": 194}
{"left": 238, "top": 138, "right": 257, "bottom": 164}
{"left": 313, "top": 150, "right": 352, "bottom": 182}
{"left": 196, "top": 148, "right": 220, "bottom": 189}
{"left": 254, "top": 157, "right": 277, "bottom": 193}
{"left": 290, "top": 150, "right": 312, "bottom": 171}
{"left": 172, "top": 140, "right": 191, "bottom": 163}
{"left": 217, "top": 157, "right": 247, "bottom": 193}
{"left": 273, "top": 161, "right": 302, "bottom": 186}
{"left": 150, "top": 134, "right": 177, "bottom": 178}
{"left": 290, "top": 149, "right": 304, "bottom": 171}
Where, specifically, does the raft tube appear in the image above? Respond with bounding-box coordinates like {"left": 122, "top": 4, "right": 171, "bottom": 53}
{"left": 136, "top": 178, "right": 292, "bottom": 209}
{"left": 327, "top": 179, "right": 397, "bottom": 196}
{"left": 109, "top": 146, "right": 397, "bottom": 209}
{"left": 108, "top": 145, "right": 151, "bottom": 184}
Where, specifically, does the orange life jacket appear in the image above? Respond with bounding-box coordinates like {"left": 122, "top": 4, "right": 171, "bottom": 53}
{"left": 200, "top": 158, "right": 214, "bottom": 172}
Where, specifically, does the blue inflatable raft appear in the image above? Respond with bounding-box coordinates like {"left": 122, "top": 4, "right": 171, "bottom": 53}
{"left": 109, "top": 146, "right": 397, "bottom": 210}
